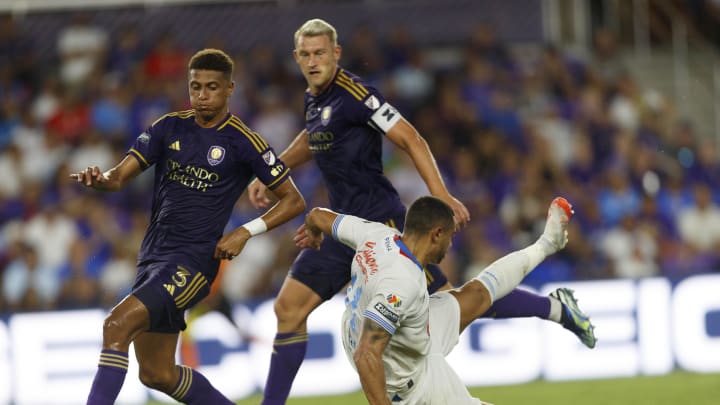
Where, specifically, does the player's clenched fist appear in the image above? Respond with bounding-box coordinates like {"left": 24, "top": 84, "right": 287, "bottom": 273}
{"left": 70, "top": 166, "right": 109, "bottom": 188}
{"left": 293, "top": 223, "right": 323, "bottom": 250}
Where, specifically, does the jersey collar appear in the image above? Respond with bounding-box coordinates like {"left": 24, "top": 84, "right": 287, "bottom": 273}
{"left": 394, "top": 235, "right": 423, "bottom": 271}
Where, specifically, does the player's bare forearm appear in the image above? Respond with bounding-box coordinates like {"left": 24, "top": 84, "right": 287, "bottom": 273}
{"left": 354, "top": 320, "right": 392, "bottom": 405}
{"left": 221, "top": 178, "right": 305, "bottom": 259}
{"left": 304, "top": 207, "right": 339, "bottom": 236}
{"left": 386, "top": 120, "right": 470, "bottom": 226}
{"left": 70, "top": 155, "right": 141, "bottom": 192}
{"left": 278, "top": 129, "right": 313, "bottom": 169}
{"left": 259, "top": 177, "right": 306, "bottom": 230}
{"left": 386, "top": 119, "right": 449, "bottom": 197}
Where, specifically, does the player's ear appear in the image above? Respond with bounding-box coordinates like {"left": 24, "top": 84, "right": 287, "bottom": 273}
{"left": 334, "top": 44, "right": 342, "bottom": 61}
{"left": 430, "top": 225, "right": 444, "bottom": 242}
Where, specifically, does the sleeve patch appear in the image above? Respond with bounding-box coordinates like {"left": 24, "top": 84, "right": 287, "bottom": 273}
{"left": 374, "top": 302, "right": 399, "bottom": 323}
{"left": 262, "top": 150, "right": 277, "bottom": 165}
{"left": 364, "top": 95, "right": 381, "bottom": 110}
{"left": 365, "top": 310, "right": 396, "bottom": 334}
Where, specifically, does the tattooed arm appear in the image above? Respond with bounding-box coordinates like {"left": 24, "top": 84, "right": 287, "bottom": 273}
{"left": 353, "top": 318, "right": 393, "bottom": 405}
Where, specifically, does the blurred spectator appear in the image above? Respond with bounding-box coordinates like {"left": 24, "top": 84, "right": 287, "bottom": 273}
{"left": 98, "top": 242, "right": 135, "bottom": 307}
{"left": 250, "top": 86, "right": 298, "bottom": 150}
{"left": 676, "top": 182, "right": 720, "bottom": 255}
{"left": 56, "top": 13, "right": 108, "bottom": 87}
{"left": 601, "top": 215, "right": 659, "bottom": 278}
{"left": 127, "top": 70, "right": 171, "bottom": 141}
{"left": 466, "top": 24, "right": 513, "bottom": 71}
{"left": 106, "top": 24, "right": 144, "bottom": 83}
{"left": 143, "top": 31, "right": 187, "bottom": 83}
{"left": 67, "top": 129, "right": 115, "bottom": 174}
{"left": 597, "top": 166, "right": 642, "bottom": 226}
{"left": 23, "top": 203, "right": 78, "bottom": 275}
{"left": 608, "top": 72, "right": 642, "bottom": 132}
{"left": 390, "top": 47, "right": 434, "bottom": 107}
{"left": 90, "top": 81, "right": 130, "bottom": 144}
{"left": 0, "top": 144, "right": 22, "bottom": 200}
{"left": 30, "top": 76, "right": 62, "bottom": 125}
{"left": 590, "top": 27, "right": 626, "bottom": 83}
{"left": 2, "top": 242, "right": 59, "bottom": 311}
{"left": 0, "top": 89, "right": 19, "bottom": 148}
{"left": 46, "top": 89, "right": 91, "bottom": 145}
{"left": 221, "top": 232, "right": 278, "bottom": 302}
{"left": 0, "top": 14, "right": 36, "bottom": 90}
{"left": 56, "top": 241, "right": 101, "bottom": 308}
{"left": 530, "top": 104, "right": 576, "bottom": 168}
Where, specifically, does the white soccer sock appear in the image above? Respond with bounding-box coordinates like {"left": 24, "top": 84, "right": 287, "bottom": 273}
{"left": 474, "top": 241, "right": 548, "bottom": 305}
{"left": 548, "top": 296, "right": 562, "bottom": 322}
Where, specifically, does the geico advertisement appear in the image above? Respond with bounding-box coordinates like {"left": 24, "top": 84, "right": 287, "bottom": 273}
{"left": 1, "top": 275, "right": 719, "bottom": 404}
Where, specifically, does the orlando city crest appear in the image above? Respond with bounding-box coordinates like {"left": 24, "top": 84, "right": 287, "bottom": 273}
{"left": 321, "top": 106, "right": 332, "bottom": 126}
{"left": 207, "top": 146, "right": 226, "bottom": 166}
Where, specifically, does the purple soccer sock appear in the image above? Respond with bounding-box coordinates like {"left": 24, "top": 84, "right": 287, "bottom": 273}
{"left": 169, "top": 365, "right": 234, "bottom": 404}
{"left": 482, "top": 288, "right": 551, "bottom": 319}
{"left": 261, "top": 332, "right": 308, "bottom": 405}
{"left": 86, "top": 349, "right": 129, "bottom": 405}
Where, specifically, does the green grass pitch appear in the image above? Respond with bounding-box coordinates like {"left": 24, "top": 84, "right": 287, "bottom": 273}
{"left": 147, "top": 371, "right": 719, "bottom": 404}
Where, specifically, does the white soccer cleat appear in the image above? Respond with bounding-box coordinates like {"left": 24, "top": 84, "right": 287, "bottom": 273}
{"left": 541, "top": 197, "right": 573, "bottom": 252}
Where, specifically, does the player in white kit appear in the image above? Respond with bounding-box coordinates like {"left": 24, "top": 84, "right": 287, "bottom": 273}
{"left": 295, "top": 195, "right": 574, "bottom": 405}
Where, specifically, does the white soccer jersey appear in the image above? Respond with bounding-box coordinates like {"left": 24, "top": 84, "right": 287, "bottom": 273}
{"left": 332, "top": 214, "right": 430, "bottom": 394}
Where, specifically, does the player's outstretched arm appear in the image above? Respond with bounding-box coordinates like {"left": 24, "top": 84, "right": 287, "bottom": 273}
{"left": 354, "top": 318, "right": 393, "bottom": 405}
{"left": 69, "top": 155, "right": 142, "bottom": 192}
{"left": 248, "top": 129, "right": 313, "bottom": 209}
{"left": 385, "top": 119, "right": 470, "bottom": 228}
{"left": 215, "top": 177, "right": 305, "bottom": 260}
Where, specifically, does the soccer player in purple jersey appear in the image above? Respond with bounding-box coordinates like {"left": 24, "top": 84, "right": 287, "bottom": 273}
{"left": 248, "top": 19, "right": 596, "bottom": 404}
{"left": 72, "top": 49, "right": 305, "bottom": 405}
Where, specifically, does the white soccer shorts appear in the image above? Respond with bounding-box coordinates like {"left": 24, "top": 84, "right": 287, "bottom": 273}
{"left": 395, "top": 291, "right": 491, "bottom": 405}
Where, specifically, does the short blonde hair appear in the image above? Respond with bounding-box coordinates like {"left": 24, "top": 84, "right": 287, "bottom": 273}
{"left": 294, "top": 18, "right": 337, "bottom": 47}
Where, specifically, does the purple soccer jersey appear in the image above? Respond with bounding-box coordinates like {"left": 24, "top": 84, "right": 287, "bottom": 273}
{"left": 128, "top": 110, "right": 289, "bottom": 274}
{"left": 304, "top": 68, "right": 405, "bottom": 221}
{"left": 291, "top": 69, "right": 448, "bottom": 300}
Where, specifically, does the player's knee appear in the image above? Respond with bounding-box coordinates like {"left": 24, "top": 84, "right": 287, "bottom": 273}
{"left": 273, "top": 295, "right": 309, "bottom": 329}
{"left": 101, "top": 314, "right": 131, "bottom": 349}
{"left": 138, "top": 366, "right": 176, "bottom": 392}
{"left": 459, "top": 280, "right": 493, "bottom": 319}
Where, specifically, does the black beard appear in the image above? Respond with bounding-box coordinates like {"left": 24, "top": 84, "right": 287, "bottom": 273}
{"left": 197, "top": 110, "right": 217, "bottom": 123}
{"left": 431, "top": 252, "right": 445, "bottom": 265}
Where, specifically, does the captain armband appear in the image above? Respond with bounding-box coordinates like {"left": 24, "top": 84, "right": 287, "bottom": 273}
{"left": 241, "top": 217, "right": 268, "bottom": 236}
{"left": 369, "top": 102, "right": 402, "bottom": 133}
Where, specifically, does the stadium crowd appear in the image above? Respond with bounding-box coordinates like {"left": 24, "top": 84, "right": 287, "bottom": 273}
{"left": 1, "top": 10, "right": 719, "bottom": 314}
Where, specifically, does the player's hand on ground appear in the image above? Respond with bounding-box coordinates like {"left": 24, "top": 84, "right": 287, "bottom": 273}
{"left": 247, "top": 178, "right": 272, "bottom": 209}
{"left": 440, "top": 194, "right": 470, "bottom": 229}
{"left": 70, "top": 166, "right": 108, "bottom": 188}
{"left": 214, "top": 228, "right": 251, "bottom": 260}
{"left": 293, "top": 223, "right": 323, "bottom": 250}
